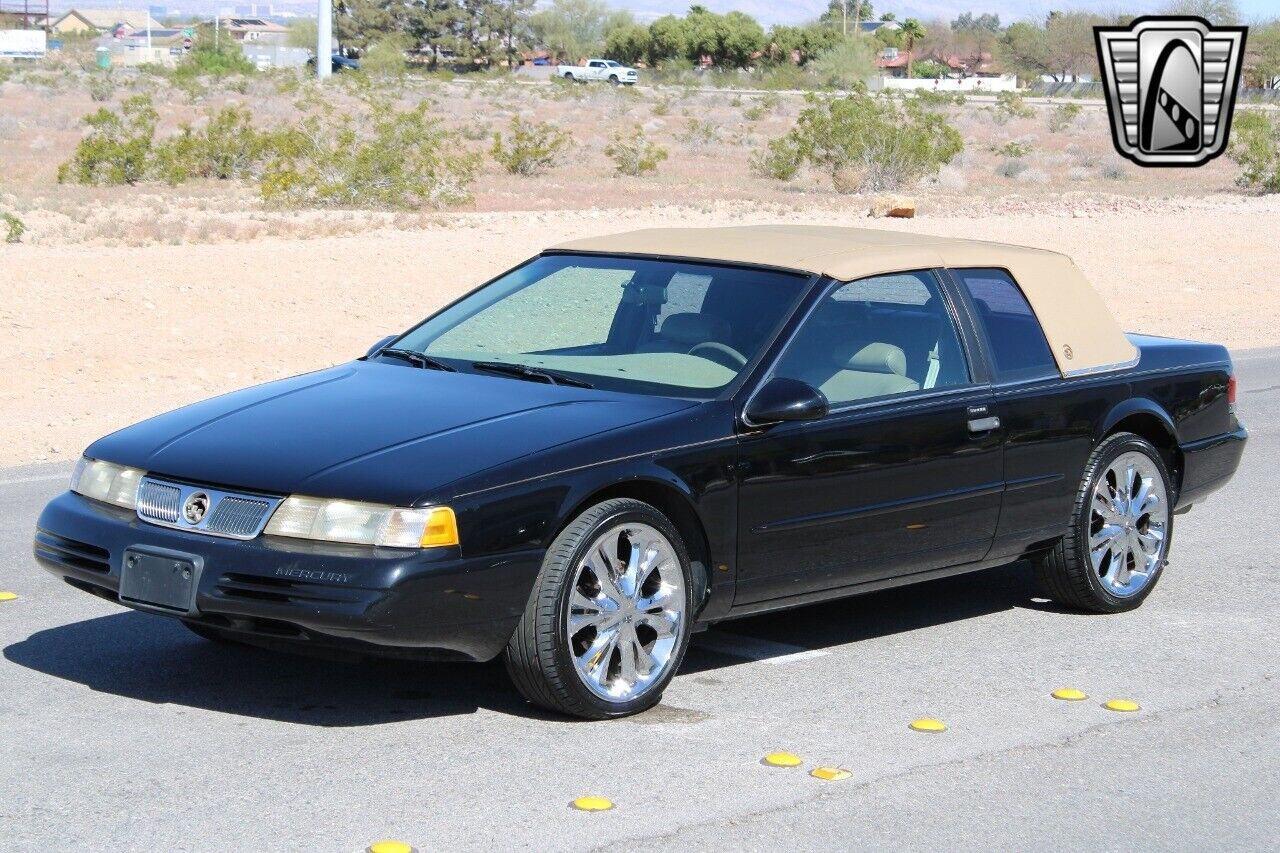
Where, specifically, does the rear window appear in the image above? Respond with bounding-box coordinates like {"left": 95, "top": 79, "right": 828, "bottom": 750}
{"left": 954, "top": 268, "right": 1057, "bottom": 382}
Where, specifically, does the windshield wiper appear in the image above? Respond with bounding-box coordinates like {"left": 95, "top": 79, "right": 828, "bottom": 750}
{"left": 379, "top": 348, "right": 456, "bottom": 372}
{"left": 471, "top": 361, "right": 594, "bottom": 389}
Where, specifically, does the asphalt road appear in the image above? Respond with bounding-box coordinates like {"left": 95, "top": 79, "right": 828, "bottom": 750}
{"left": 2, "top": 349, "right": 1277, "bottom": 852}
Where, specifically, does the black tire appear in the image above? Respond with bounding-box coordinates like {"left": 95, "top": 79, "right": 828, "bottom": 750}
{"left": 1034, "top": 432, "right": 1174, "bottom": 613}
{"left": 608, "top": 74, "right": 620, "bottom": 85}
{"left": 503, "top": 499, "right": 694, "bottom": 719}
{"left": 563, "top": 71, "right": 574, "bottom": 80}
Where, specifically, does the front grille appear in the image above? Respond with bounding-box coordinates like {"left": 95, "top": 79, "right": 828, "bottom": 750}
{"left": 206, "top": 496, "right": 272, "bottom": 538}
{"left": 137, "top": 480, "right": 181, "bottom": 523}
{"left": 135, "top": 476, "right": 281, "bottom": 540}
{"left": 34, "top": 530, "right": 111, "bottom": 573}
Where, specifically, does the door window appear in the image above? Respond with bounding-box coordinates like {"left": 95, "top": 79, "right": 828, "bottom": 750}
{"left": 772, "top": 271, "right": 970, "bottom": 407}
{"left": 953, "top": 268, "right": 1056, "bottom": 382}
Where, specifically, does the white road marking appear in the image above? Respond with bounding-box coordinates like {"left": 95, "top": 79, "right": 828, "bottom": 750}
{"left": 0, "top": 472, "right": 70, "bottom": 486}
{"left": 694, "top": 631, "right": 831, "bottom": 665}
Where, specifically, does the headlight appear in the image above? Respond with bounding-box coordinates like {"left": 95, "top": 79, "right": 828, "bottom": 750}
{"left": 264, "top": 496, "right": 458, "bottom": 548}
{"left": 70, "top": 458, "right": 146, "bottom": 509}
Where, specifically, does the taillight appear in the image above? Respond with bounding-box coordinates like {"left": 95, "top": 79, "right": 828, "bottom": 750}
{"left": 1227, "top": 374, "right": 1237, "bottom": 415}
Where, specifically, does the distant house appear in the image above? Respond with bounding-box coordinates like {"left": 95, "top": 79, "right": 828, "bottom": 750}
{"left": 219, "top": 17, "right": 289, "bottom": 45}
{"left": 859, "top": 20, "right": 901, "bottom": 35}
{"left": 52, "top": 8, "right": 160, "bottom": 34}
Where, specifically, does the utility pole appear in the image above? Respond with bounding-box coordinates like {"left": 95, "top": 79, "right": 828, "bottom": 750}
{"left": 841, "top": 1, "right": 847, "bottom": 38}
{"left": 317, "top": 0, "right": 331, "bottom": 80}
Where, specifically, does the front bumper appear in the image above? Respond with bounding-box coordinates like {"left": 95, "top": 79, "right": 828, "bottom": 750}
{"left": 1177, "top": 425, "right": 1248, "bottom": 509}
{"left": 34, "top": 491, "right": 543, "bottom": 662}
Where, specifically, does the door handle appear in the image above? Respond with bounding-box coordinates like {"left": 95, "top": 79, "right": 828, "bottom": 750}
{"left": 968, "top": 416, "right": 1001, "bottom": 434}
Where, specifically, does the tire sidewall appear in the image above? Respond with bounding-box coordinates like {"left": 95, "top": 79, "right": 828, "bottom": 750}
{"left": 549, "top": 504, "right": 694, "bottom": 717}
{"left": 1075, "top": 434, "right": 1174, "bottom": 609}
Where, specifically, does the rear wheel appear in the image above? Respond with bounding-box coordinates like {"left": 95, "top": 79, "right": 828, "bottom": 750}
{"left": 1035, "top": 432, "right": 1173, "bottom": 613}
{"left": 504, "top": 499, "right": 693, "bottom": 719}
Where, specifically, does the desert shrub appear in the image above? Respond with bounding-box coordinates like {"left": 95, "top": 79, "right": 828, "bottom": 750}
{"left": 176, "top": 40, "right": 255, "bottom": 78}
{"left": 743, "top": 92, "right": 780, "bottom": 121}
{"left": 990, "top": 91, "right": 1034, "bottom": 124}
{"left": 58, "top": 95, "right": 159, "bottom": 185}
{"left": 153, "top": 105, "right": 268, "bottom": 183}
{"left": 1066, "top": 166, "right": 1090, "bottom": 181}
{"left": 756, "top": 62, "right": 810, "bottom": 91}
{"left": 259, "top": 99, "right": 479, "bottom": 209}
{"left": 651, "top": 93, "right": 675, "bottom": 116}
{"left": 361, "top": 37, "right": 410, "bottom": 78}
{"left": 681, "top": 117, "right": 719, "bottom": 146}
{"left": 1100, "top": 162, "right": 1127, "bottom": 180}
{"left": 1228, "top": 111, "right": 1280, "bottom": 193}
{"left": 1048, "top": 102, "right": 1083, "bottom": 133}
{"left": 604, "top": 126, "right": 668, "bottom": 176}
{"left": 87, "top": 72, "right": 115, "bottom": 103}
{"left": 995, "top": 159, "right": 1028, "bottom": 178}
{"left": 992, "top": 140, "right": 1031, "bottom": 158}
{"left": 490, "top": 117, "right": 571, "bottom": 176}
{"left": 750, "top": 136, "right": 803, "bottom": 180}
{"left": 912, "top": 89, "right": 966, "bottom": 110}
{"left": 807, "top": 40, "right": 877, "bottom": 91}
{"left": 759, "top": 90, "right": 963, "bottom": 192}
{"left": 2, "top": 212, "right": 25, "bottom": 244}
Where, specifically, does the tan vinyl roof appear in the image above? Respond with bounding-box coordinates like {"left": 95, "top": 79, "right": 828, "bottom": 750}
{"left": 551, "top": 225, "right": 1137, "bottom": 377}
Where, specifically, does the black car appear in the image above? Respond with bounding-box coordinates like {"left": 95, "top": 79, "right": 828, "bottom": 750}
{"left": 34, "top": 226, "right": 1247, "bottom": 719}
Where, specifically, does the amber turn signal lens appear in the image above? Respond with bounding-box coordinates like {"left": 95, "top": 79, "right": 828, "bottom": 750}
{"left": 420, "top": 506, "right": 459, "bottom": 547}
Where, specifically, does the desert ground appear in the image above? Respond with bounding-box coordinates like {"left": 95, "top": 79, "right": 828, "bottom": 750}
{"left": 2, "top": 71, "right": 1279, "bottom": 465}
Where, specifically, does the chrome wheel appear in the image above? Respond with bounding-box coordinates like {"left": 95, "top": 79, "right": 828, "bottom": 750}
{"left": 566, "top": 522, "right": 685, "bottom": 702}
{"left": 1089, "top": 451, "right": 1169, "bottom": 597}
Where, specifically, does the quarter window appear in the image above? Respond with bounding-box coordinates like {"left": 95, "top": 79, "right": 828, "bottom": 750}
{"left": 954, "top": 269, "right": 1057, "bottom": 382}
{"left": 772, "top": 271, "right": 970, "bottom": 407}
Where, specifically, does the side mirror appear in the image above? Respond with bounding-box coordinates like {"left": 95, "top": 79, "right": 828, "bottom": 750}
{"left": 744, "top": 377, "right": 829, "bottom": 427}
{"left": 365, "top": 335, "right": 398, "bottom": 359}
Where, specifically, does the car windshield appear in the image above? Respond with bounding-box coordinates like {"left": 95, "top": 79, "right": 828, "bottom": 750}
{"left": 389, "top": 255, "right": 811, "bottom": 399}
{"left": 605, "top": 60, "right": 621, "bottom": 67}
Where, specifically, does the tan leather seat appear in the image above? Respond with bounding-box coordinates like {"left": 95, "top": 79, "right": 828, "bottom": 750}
{"left": 638, "top": 313, "right": 732, "bottom": 353}
{"left": 818, "top": 341, "right": 920, "bottom": 403}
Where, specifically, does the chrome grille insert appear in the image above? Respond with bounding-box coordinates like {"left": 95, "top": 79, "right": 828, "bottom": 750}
{"left": 137, "top": 480, "right": 181, "bottom": 523}
{"left": 136, "top": 477, "right": 281, "bottom": 540}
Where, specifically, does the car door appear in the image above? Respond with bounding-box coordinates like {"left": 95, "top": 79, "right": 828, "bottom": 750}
{"left": 733, "top": 270, "right": 1003, "bottom": 606}
{"left": 588, "top": 60, "right": 606, "bottom": 80}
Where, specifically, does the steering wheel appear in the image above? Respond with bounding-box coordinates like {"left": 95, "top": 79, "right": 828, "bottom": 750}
{"left": 687, "top": 341, "right": 748, "bottom": 370}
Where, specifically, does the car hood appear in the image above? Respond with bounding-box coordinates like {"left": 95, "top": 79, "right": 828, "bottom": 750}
{"left": 86, "top": 361, "right": 697, "bottom": 506}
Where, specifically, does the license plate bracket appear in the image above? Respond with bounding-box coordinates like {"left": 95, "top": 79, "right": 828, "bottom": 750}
{"left": 120, "top": 547, "right": 202, "bottom": 614}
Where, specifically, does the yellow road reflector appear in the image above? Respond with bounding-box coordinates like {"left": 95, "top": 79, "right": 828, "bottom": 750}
{"left": 762, "top": 752, "right": 803, "bottom": 767}
{"left": 0, "top": 591, "right": 17, "bottom": 601}
{"left": 571, "top": 796, "right": 614, "bottom": 812}
{"left": 1103, "top": 698, "right": 1141, "bottom": 712}
{"left": 367, "top": 841, "right": 414, "bottom": 853}
{"left": 810, "top": 767, "right": 851, "bottom": 781}
{"left": 1052, "top": 688, "right": 1089, "bottom": 701}
{"left": 909, "top": 718, "right": 947, "bottom": 733}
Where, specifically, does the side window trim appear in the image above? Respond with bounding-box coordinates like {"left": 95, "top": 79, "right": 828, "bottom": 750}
{"left": 741, "top": 268, "right": 981, "bottom": 421}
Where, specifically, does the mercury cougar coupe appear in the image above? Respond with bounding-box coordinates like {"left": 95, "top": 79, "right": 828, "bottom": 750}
{"left": 35, "top": 226, "right": 1246, "bottom": 718}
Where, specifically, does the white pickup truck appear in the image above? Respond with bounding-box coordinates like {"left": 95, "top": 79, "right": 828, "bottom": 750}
{"left": 557, "top": 59, "right": 638, "bottom": 85}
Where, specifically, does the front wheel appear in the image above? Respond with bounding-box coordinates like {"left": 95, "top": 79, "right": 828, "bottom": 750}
{"left": 504, "top": 499, "right": 693, "bottom": 719}
{"left": 1035, "top": 432, "right": 1173, "bottom": 613}
{"left": 608, "top": 74, "right": 620, "bottom": 85}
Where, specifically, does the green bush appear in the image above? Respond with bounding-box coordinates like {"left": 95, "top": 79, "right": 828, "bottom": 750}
{"left": 1228, "top": 111, "right": 1280, "bottom": 193}
{"left": 759, "top": 90, "right": 963, "bottom": 192}
{"left": 153, "top": 105, "right": 269, "bottom": 183}
{"left": 87, "top": 72, "right": 115, "bottom": 103}
{"left": 681, "top": 117, "right": 719, "bottom": 146}
{"left": 743, "top": 92, "right": 780, "bottom": 121}
{"left": 990, "top": 91, "right": 1034, "bottom": 124}
{"left": 749, "top": 136, "right": 804, "bottom": 180}
{"left": 490, "top": 117, "right": 571, "bottom": 176}
{"left": 2, "top": 212, "right": 25, "bottom": 244}
{"left": 1048, "top": 102, "right": 1082, "bottom": 133}
{"left": 58, "top": 94, "right": 159, "bottom": 185}
{"left": 992, "top": 140, "right": 1031, "bottom": 158}
{"left": 176, "top": 39, "right": 255, "bottom": 78}
{"left": 806, "top": 40, "right": 877, "bottom": 91}
{"left": 259, "top": 99, "right": 479, "bottom": 209}
{"left": 361, "top": 37, "right": 409, "bottom": 78}
{"left": 604, "top": 126, "right": 668, "bottom": 176}
{"left": 912, "top": 89, "right": 966, "bottom": 110}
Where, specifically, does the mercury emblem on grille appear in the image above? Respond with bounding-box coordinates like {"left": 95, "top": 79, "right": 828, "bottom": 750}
{"left": 183, "top": 493, "right": 210, "bottom": 525}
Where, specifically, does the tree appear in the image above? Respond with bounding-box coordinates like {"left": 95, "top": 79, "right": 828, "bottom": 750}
{"left": 334, "top": 0, "right": 396, "bottom": 54}
{"left": 1161, "top": 0, "right": 1240, "bottom": 24}
{"left": 819, "top": 1, "right": 873, "bottom": 37}
{"left": 287, "top": 17, "right": 318, "bottom": 50}
{"left": 900, "top": 17, "right": 925, "bottom": 78}
{"left": 999, "top": 12, "right": 1107, "bottom": 82}
{"left": 604, "top": 22, "right": 649, "bottom": 65}
{"left": 1246, "top": 22, "right": 1280, "bottom": 89}
{"left": 719, "top": 10, "right": 766, "bottom": 68}
{"left": 647, "top": 14, "right": 688, "bottom": 65}
{"left": 951, "top": 12, "right": 1000, "bottom": 32}
{"left": 768, "top": 23, "right": 840, "bottom": 65}
{"left": 528, "top": 0, "right": 612, "bottom": 62}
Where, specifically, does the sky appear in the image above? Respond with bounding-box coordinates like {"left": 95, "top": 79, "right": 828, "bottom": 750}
{"left": 618, "top": 1, "right": 1279, "bottom": 26}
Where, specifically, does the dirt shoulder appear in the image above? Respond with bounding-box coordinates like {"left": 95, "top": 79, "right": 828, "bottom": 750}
{"left": 3, "top": 201, "right": 1278, "bottom": 467}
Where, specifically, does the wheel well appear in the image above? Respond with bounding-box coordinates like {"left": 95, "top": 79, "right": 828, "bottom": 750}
{"left": 1107, "top": 413, "right": 1183, "bottom": 497}
{"left": 559, "top": 481, "right": 714, "bottom": 610}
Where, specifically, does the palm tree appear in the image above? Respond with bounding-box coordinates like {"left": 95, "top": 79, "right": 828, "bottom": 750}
{"left": 900, "top": 17, "right": 925, "bottom": 78}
